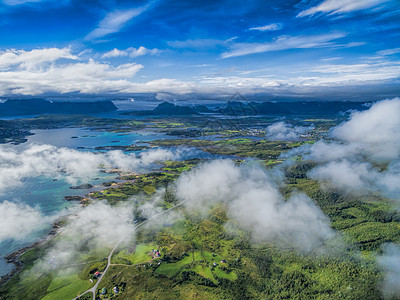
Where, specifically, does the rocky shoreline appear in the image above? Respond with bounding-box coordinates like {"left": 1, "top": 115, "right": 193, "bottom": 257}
{"left": 0, "top": 230, "right": 55, "bottom": 286}
{"left": 0, "top": 169, "right": 131, "bottom": 288}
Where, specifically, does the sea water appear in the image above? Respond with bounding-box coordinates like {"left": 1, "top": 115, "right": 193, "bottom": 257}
{"left": 0, "top": 126, "right": 225, "bottom": 276}
{"left": 0, "top": 173, "right": 116, "bottom": 276}
{"left": 0, "top": 127, "right": 168, "bottom": 277}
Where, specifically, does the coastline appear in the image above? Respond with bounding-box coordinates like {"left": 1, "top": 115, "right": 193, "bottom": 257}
{"left": 0, "top": 169, "right": 133, "bottom": 288}
{"left": 0, "top": 227, "right": 57, "bottom": 286}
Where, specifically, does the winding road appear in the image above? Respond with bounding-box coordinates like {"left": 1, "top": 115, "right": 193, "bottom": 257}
{"left": 73, "top": 201, "right": 184, "bottom": 300}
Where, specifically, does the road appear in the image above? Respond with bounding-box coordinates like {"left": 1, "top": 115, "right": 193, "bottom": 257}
{"left": 73, "top": 201, "right": 184, "bottom": 300}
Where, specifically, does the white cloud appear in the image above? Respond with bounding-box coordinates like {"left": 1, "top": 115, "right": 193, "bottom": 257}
{"left": 331, "top": 97, "right": 400, "bottom": 161}
{"left": 302, "top": 61, "right": 400, "bottom": 86}
{"left": 222, "top": 32, "right": 345, "bottom": 58}
{"left": 101, "top": 48, "right": 129, "bottom": 58}
{"left": 297, "top": 0, "right": 392, "bottom": 17}
{"left": 249, "top": 23, "right": 283, "bottom": 31}
{"left": 102, "top": 46, "right": 160, "bottom": 58}
{"left": 0, "top": 200, "right": 53, "bottom": 242}
{"left": 309, "top": 160, "right": 375, "bottom": 191}
{"left": 377, "top": 244, "right": 400, "bottom": 299}
{"left": 307, "top": 141, "right": 361, "bottom": 162}
{"left": 304, "top": 98, "right": 400, "bottom": 198}
{"left": 377, "top": 48, "right": 400, "bottom": 56}
{"left": 32, "top": 201, "right": 135, "bottom": 272}
{"left": 130, "top": 46, "right": 159, "bottom": 57}
{"left": 176, "top": 160, "right": 334, "bottom": 252}
{"left": 85, "top": 4, "right": 152, "bottom": 41}
{"left": 0, "top": 47, "right": 78, "bottom": 70}
{"left": 266, "top": 122, "right": 313, "bottom": 141}
{"left": 0, "top": 48, "right": 144, "bottom": 95}
{"left": 0, "top": 46, "right": 399, "bottom": 97}
{"left": 0, "top": 144, "right": 177, "bottom": 193}
{"left": 168, "top": 38, "right": 231, "bottom": 49}
{"left": 2, "top": 0, "right": 64, "bottom": 5}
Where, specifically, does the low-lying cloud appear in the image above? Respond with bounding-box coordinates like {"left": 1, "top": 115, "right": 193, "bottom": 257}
{"left": 331, "top": 97, "right": 400, "bottom": 162}
{"left": 301, "top": 98, "right": 400, "bottom": 198}
{"left": 0, "top": 200, "right": 53, "bottom": 243}
{"left": 266, "top": 121, "right": 313, "bottom": 141}
{"left": 32, "top": 201, "right": 134, "bottom": 272}
{"left": 378, "top": 243, "right": 400, "bottom": 299}
{"left": 176, "top": 160, "right": 334, "bottom": 252}
{"left": 0, "top": 144, "right": 176, "bottom": 194}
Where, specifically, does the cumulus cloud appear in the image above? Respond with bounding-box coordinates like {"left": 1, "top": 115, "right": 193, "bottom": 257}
{"left": 377, "top": 244, "right": 400, "bottom": 299}
{"left": 176, "top": 160, "right": 334, "bottom": 252}
{"left": 0, "top": 144, "right": 177, "bottom": 193}
{"left": 331, "top": 97, "right": 400, "bottom": 161}
{"left": 308, "top": 160, "right": 375, "bottom": 191}
{"left": 101, "top": 48, "right": 128, "bottom": 58}
{"left": 102, "top": 46, "right": 159, "bottom": 58}
{"left": 307, "top": 140, "right": 361, "bottom": 162}
{"left": 0, "top": 48, "right": 143, "bottom": 95}
{"left": 33, "top": 201, "right": 134, "bottom": 272}
{"left": 304, "top": 98, "right": 400, "bottom": 198}
{"left": 0, "top": 46, "right": 399, "bottom": 96}
{"left": 249, "top": 23, "right": 283, "bottom": 32}
{"left": 297, "top": 0, "right": 392, "bottom": 17}
{"left": 0, "top": 201, "right": 53, "bottom": 242}
{"left": 0, "top": 47, "right": 78, "bottom": 70}
{"left": 266, "top": 121, "right": 313, "bottom": 141}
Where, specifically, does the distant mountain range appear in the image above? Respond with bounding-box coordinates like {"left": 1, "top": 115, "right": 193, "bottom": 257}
{"left": 0, "top": 98, "right": 369, "bottom": 117}
{"left": 0, "top": 99, "right": 117, "bottom": 116}
{"left": 124, "top": 101, "right": 369, "bottom": 116}
{"left": 218, "top": 101, "right": 368, "bottom": 115}
{"left": 123, "top": 101, "right": 213, "bottom": 116}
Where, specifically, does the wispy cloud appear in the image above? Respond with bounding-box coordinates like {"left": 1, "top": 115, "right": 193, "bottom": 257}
{"left": 249, "top": 23, "right": 283, "bottom": 32}
{"left": 102, "top": 46, "right": 160, "bottom": 58}
{"left": 377, "top": 48, "right": 400, "bottom": 56}
{"left": 2, "top": 0, "right": 66, "bottom": 6}
{"left": 85, "top": 3, "right": 154, "bottom": 41}
{"left": 297, "top": 0, "right": 392, "bottom": 17}
{"left": 168, "top": 38, "right": 235, "bottom": 49}
{"left": 222, "top": 32, "right": 345, "bottom": 58}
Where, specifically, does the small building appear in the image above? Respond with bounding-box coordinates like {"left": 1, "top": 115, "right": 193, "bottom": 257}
{"left": 155, "top": 251, "right": 161, "bottom": 257}
{"left": 93, "top": 271, "right": 101, "bottom": 278}
{"left": 101, "top": 287, "right": 107, "bottom": 295}
{"left": 221, "top": 259, "right": 226, "bottom": 264}
{"left": 113, "top": 286, "right": 119, "bottom": 294}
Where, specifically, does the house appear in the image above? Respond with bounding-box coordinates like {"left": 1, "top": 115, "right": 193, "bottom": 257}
{"left": 93, "top": 271, "right": 101, "bottom": 278}
{"left": 155, "top": 251, "right": 161, "bottom": 257}
{"left": 113, "top": 286, "right": 119, "bottom": 294}
{"left": 101, "top": 288, "right": 107, "bottom": 295}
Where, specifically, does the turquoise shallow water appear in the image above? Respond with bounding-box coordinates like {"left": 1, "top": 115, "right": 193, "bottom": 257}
{"left": 0, "top": 127, "right": 168, "bottom": 276}
{"left": 0, "top": 126, "right": 223, "bottom": 276}
{"left": 26, "top": 127, "right": 168, "bottom": 149}
{"left": 0, "top": 173, "right": 116, "bottom": 276}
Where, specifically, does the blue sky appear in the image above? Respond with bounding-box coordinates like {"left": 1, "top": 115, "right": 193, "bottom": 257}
{"left": 0, "top": 0, "right": 399, "bottom": 100}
